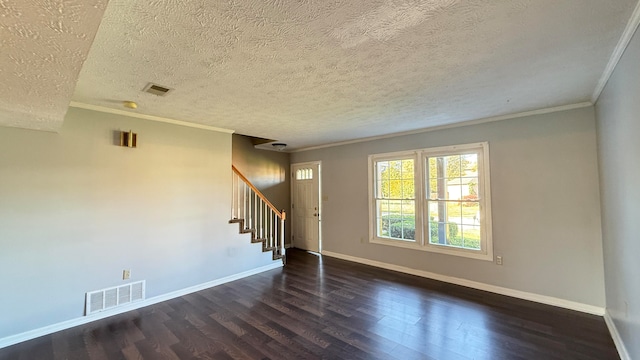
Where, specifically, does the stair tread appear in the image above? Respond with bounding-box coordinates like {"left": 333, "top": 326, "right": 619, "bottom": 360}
{"left": 230, "top": 217, "right": 285, "bottom": 264}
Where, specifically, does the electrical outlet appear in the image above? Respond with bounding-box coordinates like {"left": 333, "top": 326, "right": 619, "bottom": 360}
{"left": 123, "top": 269, "right": 131, "bottom": 280}
{"left": 496, "top": 256, "right": 503, "bottom": 265}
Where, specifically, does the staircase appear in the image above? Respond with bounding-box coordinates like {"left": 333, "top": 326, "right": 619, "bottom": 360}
{"left": 230, "top": 165, "right": 286, "bottom": 263}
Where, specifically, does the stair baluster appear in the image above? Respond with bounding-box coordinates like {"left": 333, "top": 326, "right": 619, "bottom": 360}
{"left": 230, "top": 165, "right": 286, "bottom": 263}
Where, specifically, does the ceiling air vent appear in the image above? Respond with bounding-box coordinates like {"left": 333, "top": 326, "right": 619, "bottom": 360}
{"left": 143, "top": 83, "right": 172, "bottom": 96}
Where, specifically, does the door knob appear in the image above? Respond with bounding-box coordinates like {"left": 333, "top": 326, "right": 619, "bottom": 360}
{"left": 313, "top": 213, "right": 318, "bottom": 216}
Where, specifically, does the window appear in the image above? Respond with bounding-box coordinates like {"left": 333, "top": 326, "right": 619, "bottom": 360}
{"left": 373, "top": 157, "right": 417, "bottom": 242}
{"left": 369, "top": 142, "right": 493, "bottom": 261}
{"left": 296, "top": 168, "right": 313, "bottom": 180}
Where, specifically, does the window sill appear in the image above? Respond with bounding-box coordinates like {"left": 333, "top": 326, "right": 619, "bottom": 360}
{"left": 370, "top": 238, "right": 423, "bottom": 251}
{"left": 370, "top": 237, "right": 493, "bottom": 261}
{"left": 424, "top": 243, "right": 493, "bottom": 261}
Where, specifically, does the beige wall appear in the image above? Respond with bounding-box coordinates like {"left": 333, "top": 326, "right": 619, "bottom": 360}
{"left": 232, "top": 135, "right": 291, "bottom": 245}
{"left": 0, "top": 108, "right": 277, "bottom": 340}
{"left": 596, "top": 26, "right": 640, "bottom": 359}
{"left": 292, "top": 106, "right": 606, "bottom": 307}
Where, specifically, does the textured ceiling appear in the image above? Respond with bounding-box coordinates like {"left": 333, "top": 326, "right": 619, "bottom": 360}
{"left": 3, "top": 1, "right": 639, "bottom": 148}
{"left": 0, "top": 0, "right": 108, "bottom": 131}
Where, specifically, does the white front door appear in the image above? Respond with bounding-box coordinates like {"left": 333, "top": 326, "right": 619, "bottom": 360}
{"left": 291, "top": 162, "right": 321, "bottom": 253}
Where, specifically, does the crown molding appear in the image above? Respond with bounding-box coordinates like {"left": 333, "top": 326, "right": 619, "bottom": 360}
{"left": 592, "top": 0, "right": 640, "bottom": 102}
{"left": 293, "top": 102, "right": 593, "bottom": 152}
{"left": 68, "top": 102, "right": 235, "bottom": 134}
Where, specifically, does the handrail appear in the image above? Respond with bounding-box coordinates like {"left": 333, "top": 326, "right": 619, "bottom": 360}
{"left": 232, "top": 165, "right": 285, "bottom": 220}
{"left": 231, "top": 165, "right": 286, "bottom": 263}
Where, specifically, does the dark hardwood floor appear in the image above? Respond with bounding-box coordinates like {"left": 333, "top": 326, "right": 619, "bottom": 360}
{"left": 0, "top": 249, "right": 619, "bottom": 359}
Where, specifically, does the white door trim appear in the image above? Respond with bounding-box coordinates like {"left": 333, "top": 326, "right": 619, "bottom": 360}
{"left": 291, "top": 161, "right": 322, "bottom": 253}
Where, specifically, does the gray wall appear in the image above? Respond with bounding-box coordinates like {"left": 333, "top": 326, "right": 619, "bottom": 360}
{"left": 595, "top": 26, "right": 640, "bottom": 359}
{"left": 232, "top": 135, "right": 291, "bottom": 245}
{"left": 292, "top": 107, "right": 605, "bottom": 306}
{"left": 0, "top": 108, "right": 277, "bottom": 339}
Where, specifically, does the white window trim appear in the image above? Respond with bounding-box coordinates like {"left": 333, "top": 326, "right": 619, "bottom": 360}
{"left": 368, "top": 142, "right": 493, "bottom": 261}
{"left": 368, "top": 150, "right": 423, "bottom": 247}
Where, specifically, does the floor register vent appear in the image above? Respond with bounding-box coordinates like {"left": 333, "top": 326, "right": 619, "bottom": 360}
{"left": 85, "top": 280, "right": 145, "bottom": 316}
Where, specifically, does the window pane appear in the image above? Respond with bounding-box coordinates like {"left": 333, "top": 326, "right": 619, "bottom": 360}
{"left": 447, "top": 201, "right": 462, "bottom": 222}
{"left": 428, "top": 200, "right": 477, "bottom": 249}
{"left": 461, "top": 202, "right": 480, "bottom": 225}
{"left": 463, "top": 153, "right": 478, "bottom": 172}
{"left": 376, "top": 158, "right": 414, "bottom": 200}
{"left": 428, "top": 157, "right": 437, "bottom": 179}
{"left": 377, "top": 199, "right": 415, "bottom": 241}
{"left": 445, "top": 222, "right": 460, "bottom": 246}
{"left": 377, "top": 199, "right": 389, "bottom": 237}
{"left": 377, "top": 161, "right": 389, "bottom": 180}
{"left": 389, "top": 161, "right": 401, "bottom": 178}
{"left": 401, "top": 200, "right": 415, "bottom": 240}
{"left": 402, "top": 199, "right": 414, "bottom": 215}
{"left": 444, "top": 155, "right": 462, "bottom": 177}
{"left": 386, "top": 200, "right": 401, "bottom": 239}
{"left": 376, "top": 200, "right": 383, "bottom": 236}
{"left": 402, "top": 179, "right": 414, "bottom": 199}
{"left": 388, "top": 199, "right": 401, "bottom": 215}
{"left": 401, "top": 159, "right": 414, "bottom": 179}
{"left": 430, "top": 221, "right": 453, "bottom": 245}
{"left": 446, "top": 176, "right": 462, "bottom": 200}
{"left": 428, "top": 219, "right": 437, "bottom": 244}
{"left": 388, "top": 180, "right": 400, "bottom": 198}
{"left": 428, "top": 178, "right": 438, "bottom": 199}
{"left": 427, "top": 201, "right": 439, "bottom": 222}
{"left": 428, "top": 157, "right": 449, "bottom": 199}
{"left": 462, "top": 225, "right": 481, "bottom": 250}
{"left": 296, "top": 168, "right": 314, "bottom": 180}
{"left": 426, "top": 204, "right": 482, "bottom": 250}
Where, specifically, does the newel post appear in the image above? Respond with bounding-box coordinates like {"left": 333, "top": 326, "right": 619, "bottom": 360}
{"left": 280, "top": 210, "right": 286, "bottom": 264}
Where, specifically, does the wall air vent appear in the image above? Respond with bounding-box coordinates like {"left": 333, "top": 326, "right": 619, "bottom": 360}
{"left": 85, "top": 280, "right": 145, "bottom": 316}
{"left": 143, "top": 83, "right": 173, "bottom": 96}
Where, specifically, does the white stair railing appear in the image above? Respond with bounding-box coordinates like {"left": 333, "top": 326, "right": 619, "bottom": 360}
{"left": 231, "top": 165, "right": 286, "bottom": 262}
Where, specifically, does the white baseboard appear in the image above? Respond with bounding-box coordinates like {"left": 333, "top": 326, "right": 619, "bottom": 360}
{"left": 0, "top": 262, "right": 283, "bottom": 349}
{"left": 604, "top": 311, "right": 631, "bottom": 360}
{"left": 321, "top": 250, "right": 605, "bottom": 316}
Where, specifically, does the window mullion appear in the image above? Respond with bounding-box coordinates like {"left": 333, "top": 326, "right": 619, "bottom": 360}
{"left": 413, "top": 152, "right": 423, "bottom": 246}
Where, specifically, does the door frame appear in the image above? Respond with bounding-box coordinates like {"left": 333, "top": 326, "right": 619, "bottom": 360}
{"left": 290, "top": 161, "right": 322, "bottom": 253}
